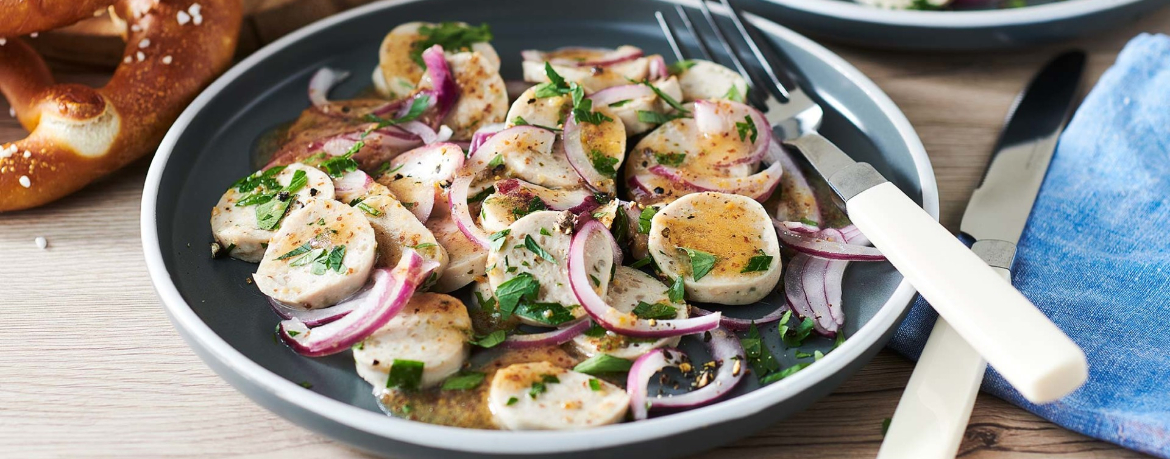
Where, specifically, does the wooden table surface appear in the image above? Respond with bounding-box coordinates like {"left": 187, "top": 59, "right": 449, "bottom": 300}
{"left": 2, "top": 2, "right": 1166, "bottom": 458}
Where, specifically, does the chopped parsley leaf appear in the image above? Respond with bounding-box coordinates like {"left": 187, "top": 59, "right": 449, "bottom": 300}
{"left": 363, "top": 94, "right": 431, "bottom": 128}
{"left": 506, "top": 396, "right": 519, "bottom": 406}
{"left": 571, "top": 85, "right": 613, "bottom": 125}
{"left": 636, "top": 110, "right": 685, "bottom": 125}
{"left": 471, "top": 330, "right": 506, "bottom": 348}
{"left": 588, "top": 378, "right": 602, "bottom": 391}
{"left": 669, "top": 59, "right": 698, "bottom": 74}
{"left": 584, "top": 322, "right": 608, "bottom": 338}
{"left": 487, "top": 154, "right": 505, "bottom": 169}
{"left": 524, "top": 235, "right": 556, "bottom": 262}
{"left": 276, "top": 242, "right": 313, "bottom": 260}
{"left": 741, "top": 250, "right": 774, "bottom": 273}
{"left": 512, "top": 197, "right": 547, "bottom": 219}
{"left": 735, "top": 115, "right": 758, "bottom": 143}
{"left": 386, "top": 359, "right": 425, "bottom": 391}
{"left": 779, "top": 311, "right": 816, "bottom": 348}
{"left": 441, "top": 371, "right": 486, "bottom": 390}
{"left": 515, "top": 302, "right": 575, "bottom": 326}
{"left": 759, "top": 362, "right": 812, "bottom": 385}
{"left": 742, "top": 323, "right": 781, "bottom": 382}
{"left": 573, "top": 354, "right": 633, "bottom": 375}
{"left": 326, "top": 245, "right": 346, "bottom": 273}
{"left": 679, "top": 247, "right": 717, "bottom": 281}
{"left": 654, "top": 152, "right": 686, "bottom": 167}
{"left": 534, "top": 62, "right": 572, "bottom": 98}
{"left": 630, "top": 256, "right": 654, "bottom": 269}
{"left": 494, "top": 272, "right": 539, "bottom": 318}
{"left": 488, "top": 229, "right": 511, "bottom": 252}
{"left": 723, "top": 85, "right": 746, "bottom": 103}
{"left": 641, "top": 80, "right": 689, "bottom": 114}
{"left": 540, "top": 227, "right": 552, "bottom": 236}
{"left": 608, "top": 99, "right": 633, "bottom": 107}
{"left": 638, "top": 206, "right": 658, "bottom": 234}
{"left": 411, "top": 22, "right": 492, "bottom": 68}
{"left": 589, "top": 150, "right": 619, "bottom": 178}
{"left": 632, "top": 301, "right": 677, "bottom": 320}
{"left": 318, "top": 152, "right": 360, "bottom": 178}
{"left": 668, "top": 276, "right": 685, "bottom": 303}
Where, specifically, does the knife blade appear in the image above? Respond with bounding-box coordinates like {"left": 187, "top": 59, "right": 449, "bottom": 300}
{"left": 878, "top": 50, "right": 1087, "bottom": 459}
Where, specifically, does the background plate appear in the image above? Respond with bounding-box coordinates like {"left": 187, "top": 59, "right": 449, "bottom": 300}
{"left": 745, "top": 0, "right": 1167, "bottom": 50}
{"left": 141, "top": 0, "right": 937, "bottom": 457}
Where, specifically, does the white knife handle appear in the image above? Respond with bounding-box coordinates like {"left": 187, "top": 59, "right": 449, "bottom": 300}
{"left": 875, "top": 267, "right": 1008, "bottom": 459}
{"left": 847, "top": 182, "right": 1087, "bottom": 403}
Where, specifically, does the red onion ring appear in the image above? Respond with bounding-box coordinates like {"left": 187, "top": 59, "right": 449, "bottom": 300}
{"left": 499, "top": 319, "right": 592, "bottom": 349}
{"left": 784, "top": 225, "right": 875, "bottom": 337}
{"left": 389, "top": 143, "right": 466, "bottom": 184}
{"left": 627, "top": 347, "right": 682, "bottom": 420}
{"left": 279, "top": 251, "right": 439, "bottom": 357}
{"left": 395, "top": 120, "right": 440, "bottom": 145}
{"left": 648, "top": 55, "right": 668, "bottom": 81}
{"left": 562, "top": 113, "right": 611, "bottom": 192}
{"left": 587, "top": 84, "right": 655, "bottom": 108}
{"left": 688, "top": 303, "right": 789, "bottom": 332}
{"left": 420, "top": 45, "right": 460, "bottom": 124}
{"left": 522, "top": 46, "right": 644, "bottom": 68}
{"left": 268, "top": 296, "right": 357, "bottom": 327}
{"left": 773, "top": 221, "right": 885, "bottom": 261}
{"left": 569, "top": 220, "right": 721, "bottom": 338}
{"left": 468, "top": 123, "right": 505, "bottom": 156}
{"left": 648, "top": 160, "right": 783, "bottom": 201}
{"left": 694, "top": 99, "right": 773, "bottom": 168}
{"left": 308, "top": 67, "right": 349, "bottom": 109}
{"left": 333, "top": 170, "right": 377, "bottom": 204}
{"left": 448, "top": 126, "right": 558, "bottom": 248}
{"left": 648, "top": 328, "right": 745, "bottom": 411}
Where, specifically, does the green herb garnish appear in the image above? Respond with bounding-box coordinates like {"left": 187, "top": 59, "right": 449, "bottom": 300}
{"left": 741, "top": 250, "right": 774, "bottom": 273}
{"left": 589, "top": 150, "right": 619, "bottom": 178}
{"left": 759, "top": 362, "right": 811, "bottom": 385}
{"left": 441, "top": 371, "right": 486, "bottom": 390}
{"left": 494, "top": 272, "right": 539, "bottom": 318}
{"left": 506, "top": 396, "right": 519, "bottom": 406}
{"left": 276, "top": 242, "right": 313, "bottom": 260}
{"left": 573, "top": 354, "right": 633, "bottom": 375}
{"left": 515, "top": 302, "right": 575, "bottom": 326}
{"left": 668, "top": 276, "right": 685, "bottom": 303}
{"left": 654, "top": 152, "right": 686, "bottom": 167}
{"left": 326, "top": 245, "right": 346, "bottom": 273}
{"left": 471, "top": 330, "right": 506, "bottom": 348}
{"left": 632, "top": 301, "right": 677, "bottom": 320}
{"left": 608, "top": 99, "right": 633, "bottom": 107}
{"left": 679, "top": 247, "right": 717, "bottom": 281}
{"left": 488, "top": 229, "right": 511, "bottom": 252}
{"left": 512, "top": 197, "right": 547, "bottom": 219}
{"left": 636, "top": 110, "right": 685, "bottom": 125}
{"left": 669, "top": 59, "right": 697, "bottom": 74}
{"left": 723, "top": 85, "right": 746, "bottom": 103}
{"left": 735, "top": 115, "right": 758, "bottom": 143}
{"left": 638, "top": 206, "right": 658, "bottom": 234}
{"left": 742, "top": 323, "right": 780, "bottom": 382}
{"left": 522, "top": 235, "right": 555, "bottom": 263}
{"left": 588, "top": 379, "right": 602, "bottom": 391}
{"left": 411, "top": 22, "right": 492, "bottom": 68}
{"left": 386, "top": 359, "right": 425, "bottom": 391}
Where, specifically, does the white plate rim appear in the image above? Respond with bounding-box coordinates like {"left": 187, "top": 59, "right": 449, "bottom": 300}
{"left": 759, "top": 0, "right": 1149, "bottom": 28}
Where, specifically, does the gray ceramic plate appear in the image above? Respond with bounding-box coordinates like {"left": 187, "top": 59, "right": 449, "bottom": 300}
{"left": 745, "top": 0, "right": 1166, "bottom": 50}
{"left": 141, "top": 0, "right": 937, "bottom": 457}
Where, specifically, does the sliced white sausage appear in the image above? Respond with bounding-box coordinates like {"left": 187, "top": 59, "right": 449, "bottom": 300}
{"left": 253, "top": 198, "right": 377, "bottom": 308}
{"left": 211, "top": 164, "right": 335, "bottom": 262}
{"left": 375, "top": 22, "right": 500, "bottom": 100}
{"left": 359, "top": 195, "right": 448, "bottom": 281}
{"left": 380, "top": 177, "right": 436, "bottom": 223}
{"left": 624, "top": 118, "right": 755, "bottom": 206}
{"left": 648, "top": 192, "right": 782, "bottom": 305}
{"left": 675, "top": 60, "right": 749, "bottom": 103}
{"left": 485, "top": 210, "right": 613, "bottom": 326}
{"left": 572, "top": 266, "right": 686, "bottom": 359}
{"left": 424, "top": 50, "right": 509, "bottom": 140}
{"left": 477, "top": 179, "right": 598, "bottom": 233}
{"left": 504, "top": 85, "right": 570, "bottom": 129}
{"left": 522, "top": 46, "right": 650, "bottom": 94}
{"left": 354, "top": 293, "right": 472, "bottom": 393}
{"left": 481, "top": 125, "right": 583, "bottom": 191}
{"left": 426, "top": 208, "right": 488, "bottom": 293}
{"left": 488, "top": 362, "right": 629, "bottom": 430}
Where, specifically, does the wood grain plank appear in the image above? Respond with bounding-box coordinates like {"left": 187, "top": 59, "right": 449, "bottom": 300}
{"left": 1, "top": 2, "right": 1167, "bottom": 458}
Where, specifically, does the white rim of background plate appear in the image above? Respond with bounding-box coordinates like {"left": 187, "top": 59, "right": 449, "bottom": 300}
{"left": 140, "top": 0, "right": 938, "bottom": 454}
{"left": 763, "top": 0, "right": 1149, "bottom": 28}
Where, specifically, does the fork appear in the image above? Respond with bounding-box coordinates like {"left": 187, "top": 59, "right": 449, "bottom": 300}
{"left": 656, "top": 0, "right": 1086, "bottom": 406}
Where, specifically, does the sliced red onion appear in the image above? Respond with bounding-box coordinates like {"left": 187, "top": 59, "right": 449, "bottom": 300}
{"left": 784, "top": 225, "right": 875, "bottom": 336}
{"left": 522, "top": 46, "right": 644, "bottom": 68}
{"left": 421, "top": 45, "right": 460, "bottom": 124}
{"left": 279, "top": 251, "right": 439, "bottom": 357}
{"left": 268, "top": 296, "right": 357, "bottom": 327}
{"left": 396, "top": 121, "right": 439, "bottom": 145}
{"left": 694, "top": 99, "right": 773, "bottom": 168}
{"left": 468, "top": 123, "right": 506, "bottom": 156}
{"left": 649, "top": 327, "right": 745, "bottom": 410}
{"left": 648, "top": 160, "right": 783, "bottom": 201}
{"left": 333, "top": 170, "right": 376, "bottom": 203}
{"left": 448, "top": 126, "right": 558, "bottom": 248}
{"left": 569, "top": 220, "right": 720, "bottom": 338}
{"left": 771, "top": 142, "right": 823, "bottom": 224}
{"left": 688, "top": 303, "right": 789, "bottom": 332}
{"left": 562, "top": 113, "right": 610, "bottom": 192}
{"left": 308, "top": 67, "right": 350, "bottom": 109}
{"left": 588, "top": 84, "right": 655, "bottom": 107}
{"left": 628, "top": 347, "right": 681, "bottom": 420}
{"left": 648, "top": 55, "right": 668, "bottom": 81}
{"left": 494, "top": 178, "right": 600, "bottom": 214}
{"left": 773, "top": 221, "right": 885, "bottom": 261}
{"left": 499, "top": 319, "right": 592, "bottom": 349}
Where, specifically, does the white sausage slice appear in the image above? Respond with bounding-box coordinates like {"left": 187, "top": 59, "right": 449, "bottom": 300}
{"left": 211, "top": 164, "right": 335, "bottom": 262}
{"left": 426, "top": 207, "right": 488, "bottom": 293}
{"left": 572, "top": 266, "right": 686, "bottom": 359}
{"left": 648, "top": 192, "right": 782, "bottom": 305}
{"left": 421, "top": 50, "right": 509, "bottom": 140}
{"left": 675, "top": 60, "right": 749, "bottom": 103}
{"left": 359, "top": 195, "right": 448, "bottom": 281}
{"left": 503, "top": 85, "right": 570, "bottom": 129}
{"left": 485, "top": 211, "right": 612, "bottom": 326}
{"left": 522, "top": 47, "right": 650, "bottom": 94}
{"left": 354, "top": 293, "right": 472, "bottom": 393}
{"left": 253, "top": 198, "right": 377, "bottom": 308}
{"left": 488, "top": 362, "right": 629, "bottom": 430}
{"left": 595, "top": 77, "right": 684, "bottom": 136}
{"left": 374, "top": 22, "right": 500, "bottom": 100}
{"left": 624, "top": 118, "right": 755, "bottom": 206}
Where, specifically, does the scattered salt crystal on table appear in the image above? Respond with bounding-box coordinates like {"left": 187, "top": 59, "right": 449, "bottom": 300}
{"left": 177, "top": 10, "right": 191, "bottom": 25}
{"left": 19, "top": 176, "right": 30, "bottom": 188}
{"left": 162, "top": 55, "right": 173, "bottom": 65}
{"left": 139, "top": 38, "right": 151, "bottom": 48}
{"left": 35, "top": 237, "right": 47, "bottom": 250}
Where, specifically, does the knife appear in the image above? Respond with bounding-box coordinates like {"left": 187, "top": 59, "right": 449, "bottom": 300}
{"left": 876, "top": 51, "right": 1088, "bottom": 459}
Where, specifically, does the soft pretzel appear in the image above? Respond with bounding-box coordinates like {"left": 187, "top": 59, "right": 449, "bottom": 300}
{"left": 0, "top": 0, "right": 119, "bottom": 38}
{"left": 0, "top": 0, "right": 241, "bottom": 212}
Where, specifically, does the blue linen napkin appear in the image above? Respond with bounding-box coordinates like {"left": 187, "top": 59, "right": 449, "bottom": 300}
{"left": 889, "top": 33, "right": 1170, "bottom": 458}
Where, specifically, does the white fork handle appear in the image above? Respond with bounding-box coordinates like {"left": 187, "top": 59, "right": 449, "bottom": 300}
{"left": 875, "top": 267, "right": 1008, "bottom": 459}
{"left": 847, "top": 182, "right": 1087, "bottom": 404}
